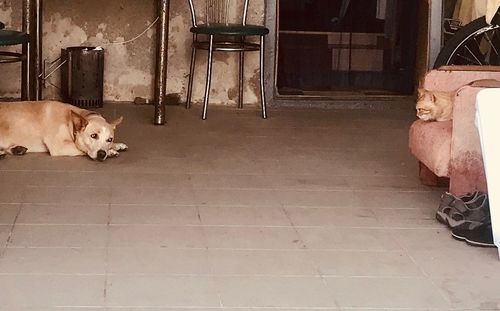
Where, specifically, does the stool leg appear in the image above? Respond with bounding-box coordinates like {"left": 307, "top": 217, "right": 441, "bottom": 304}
{"left": 238, "top": 51, "right": 245, "bottom": 109}
{"left": 186, "top": 34, "right": 197, "bottom": 109}
{"left": 259, "top": 35, "right": 267, "bottom": 119}
{"left": 202, "top": 35, "right": 214, "bottom": 120}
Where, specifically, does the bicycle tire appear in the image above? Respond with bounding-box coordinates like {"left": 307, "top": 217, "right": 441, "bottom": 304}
{"left": 433, "top": 17, "right": 500, "bottom": 68}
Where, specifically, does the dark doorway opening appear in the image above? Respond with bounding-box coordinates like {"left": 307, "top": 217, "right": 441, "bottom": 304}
{"left": 277, "top": 0, "right": 419, "bottom": 97}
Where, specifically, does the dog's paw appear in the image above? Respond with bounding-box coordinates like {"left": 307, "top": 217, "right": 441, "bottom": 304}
{"left": 11, "top": 146, "right": 28, "bottom": 156}
{"left": 0, "top": 151, "right": 6, "bottom": 159}
{"left": 113, "top": 143, "right": 128, "bottom": 152}
{"left": 108, "top": 149, "right": 120, "bottom": 158}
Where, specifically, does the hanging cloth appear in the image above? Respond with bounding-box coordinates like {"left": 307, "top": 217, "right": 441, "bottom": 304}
{"left": 486, "top": 0, "right": 500, "bottom": 24}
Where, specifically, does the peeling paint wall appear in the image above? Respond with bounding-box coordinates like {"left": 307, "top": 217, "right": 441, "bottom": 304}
{"left": 0, "top": 0, "right": 265, "bottom": 106}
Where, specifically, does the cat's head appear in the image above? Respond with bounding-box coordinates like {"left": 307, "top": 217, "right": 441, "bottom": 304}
{"left": 416, "top": 88, "right": 437, "bottom": 121}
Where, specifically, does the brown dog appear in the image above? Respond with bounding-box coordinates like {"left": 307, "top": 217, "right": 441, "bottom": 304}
{"left": 0, "top": 101, "right": 127, "bottom": 161}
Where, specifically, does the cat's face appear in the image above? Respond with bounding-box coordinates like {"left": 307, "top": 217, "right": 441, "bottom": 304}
{"left": 416, "top": 88, "right": 436, "bottom": 121}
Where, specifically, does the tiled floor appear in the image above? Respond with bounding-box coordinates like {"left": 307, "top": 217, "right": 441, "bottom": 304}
{"left": 0, "top": 104, "right": 499, "bottom": 311}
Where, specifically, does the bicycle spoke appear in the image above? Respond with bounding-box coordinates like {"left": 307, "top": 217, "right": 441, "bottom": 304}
{"left": 464, "top": 45, "right": 484, "bottom": 65}
{"left": 454, "top": 52, "right": 482, "bottom": 65}
{"left": 484, "top": 32, "right": 499, "bottom": 56}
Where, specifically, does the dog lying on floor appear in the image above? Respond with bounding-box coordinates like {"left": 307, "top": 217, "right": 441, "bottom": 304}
{"left": 0, "top": 101, "right": 127, "bottom": 161}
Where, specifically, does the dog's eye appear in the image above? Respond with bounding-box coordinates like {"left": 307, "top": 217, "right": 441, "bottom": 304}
{"left": 91, "top": 134, "right": 98, "bottom": 139}
{"left": 107, "top": 137, "right": 113, "bottom": 143}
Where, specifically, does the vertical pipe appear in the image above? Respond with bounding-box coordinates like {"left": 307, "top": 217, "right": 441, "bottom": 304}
{"left": 259, "top": 35, "right": 267, "bottom": 119}
{"left": 202, "top": 35, "right": 214, "bottom": 120}
{"left": 238, "top": 51, "right": 244, "bottom": 109}
{"left": 154, "top": 0, "right": 170, "bottom": 125}
{"left": 243, "top": 0, "right": 249, "bottom": 25}
{"left": 22, "top": 0, "right": 41, "bottom": 101}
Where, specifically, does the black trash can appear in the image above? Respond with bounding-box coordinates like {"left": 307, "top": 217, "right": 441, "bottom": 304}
{"left": 61, "top": 46, "right": 104, "bottom": 108}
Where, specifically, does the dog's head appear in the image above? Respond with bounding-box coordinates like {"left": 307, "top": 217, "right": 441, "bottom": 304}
{"left": 71, "top": 111, "right": 123, "bottom": 161}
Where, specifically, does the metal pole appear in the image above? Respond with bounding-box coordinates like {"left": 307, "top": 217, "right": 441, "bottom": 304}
{"left": 21, "top": 0, "right": 41, "bottom": 101}
{"left": 153, "top": 0, "right": 170, "bottom": 125}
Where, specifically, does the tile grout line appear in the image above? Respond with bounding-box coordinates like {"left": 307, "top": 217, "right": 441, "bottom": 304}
{"left": 1, "top": 203, "right": 23, "bottom": 257}
{"left": 103, "top": 202, "right": 112, "bottom": 307}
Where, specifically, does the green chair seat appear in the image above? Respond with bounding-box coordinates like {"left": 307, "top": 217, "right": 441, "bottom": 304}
{"left": 0, "top": 30, "right": 30, "bottom": 46}
{"left": 191, "top": 23, "right": 269, "bottom": 36}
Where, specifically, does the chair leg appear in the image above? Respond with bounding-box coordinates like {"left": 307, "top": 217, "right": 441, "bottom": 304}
{"left": 238, "top": 51, "right": 244, "bottom": 109}
{"left": 21, "top": 42, "right": 29, "bottom": 101}
{"left": 259, "top": 35, "right": 267, "bottom": 119}
{"left": 186, "top": 37, "right": 197, "bottom": 109}
{"left": 202, "top": 35, "right": 215, "bottom": 120}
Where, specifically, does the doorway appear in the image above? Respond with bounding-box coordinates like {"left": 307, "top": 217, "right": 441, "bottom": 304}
{"left": 276, "top": 0, "right": 419, "bottom": 97}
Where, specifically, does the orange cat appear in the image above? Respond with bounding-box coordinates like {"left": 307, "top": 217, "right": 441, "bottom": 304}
{"left": 416, "top": 79, "right": 500, "bottom": 122}
{"left": 416, "top": 89, "right": 454, "bottom": 121}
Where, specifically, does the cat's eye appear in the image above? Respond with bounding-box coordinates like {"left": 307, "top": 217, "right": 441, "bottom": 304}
{"left": 107, "top": 137, "right": 113, "bottom": 143}
{"left": 91, "top": 134, "right": 98, "bottom": 139}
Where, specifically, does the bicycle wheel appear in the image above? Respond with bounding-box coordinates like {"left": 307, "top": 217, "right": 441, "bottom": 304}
{"left": 433, "top": 17, "right": 500, "bottom": 68}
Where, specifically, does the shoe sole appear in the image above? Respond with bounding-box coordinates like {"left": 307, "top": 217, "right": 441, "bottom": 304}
{"left": 451, "top": 231, "right": 496, "bottom": 248}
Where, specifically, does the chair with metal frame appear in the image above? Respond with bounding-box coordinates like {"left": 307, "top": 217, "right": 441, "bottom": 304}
{"left": 0, "top": 21, "right": 30, "bottom": 99}
{"left": 185, "top": 0, "right": 269, "bottom": 119}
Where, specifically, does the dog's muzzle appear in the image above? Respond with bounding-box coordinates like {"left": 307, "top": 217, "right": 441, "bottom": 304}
{"left": 96, "top": 150, "right": 107, "bottom": 161}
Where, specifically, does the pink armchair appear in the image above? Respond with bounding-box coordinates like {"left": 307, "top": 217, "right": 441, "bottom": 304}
{"left": 409, "top": 67, "right": 500, "bottom": 196}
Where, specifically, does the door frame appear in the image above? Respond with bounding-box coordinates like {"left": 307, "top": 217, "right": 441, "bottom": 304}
{"left": 263, "top": 0, "right": 439, "bottom": 106}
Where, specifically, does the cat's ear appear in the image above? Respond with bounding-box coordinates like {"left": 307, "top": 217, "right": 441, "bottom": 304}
{"left": 417, "top": 88, "right": 425, "bottom": 98}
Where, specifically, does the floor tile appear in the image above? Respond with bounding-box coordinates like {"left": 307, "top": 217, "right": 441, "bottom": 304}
{"left": 17, "top": 204, "right": 108, "bottom": 224}
{"left": 8, "top": 225, "right": 107, "bottom": 248}
{"left": 216, "top": 276, "right": 338, "bottom": 308}
{"left": 110, "top": 172, "right": 192, "bottom": 188}
{"left": 108, "top": 225, "right": 206, "bottom": 248}
{"left": 0, "top": 204, "right": 21, "bottom": 224}
{"left": 0, "top": 225, "right": 11, "bottom": 248}
{"left": 409, "top": 248, "right": 500, "bottom": 278}
{"left": 22, "top": 186, "right": 111, "bottom": 204}
{"left": 434, "top": 277, "right": 500, "bottom": 310}
{"left": 110, "top": 187, "right": 195, "bottom": 205}
{"left": 297, "top": 227, "right": 400, "bottom": 251}
{"left": 310, "top": 250, "right": 423, "bottom": 277}
{"left": 0, "top": 248, "right": 106, "bottom": 274}
{"left": 204, "top": 226, "right": 304, "bottom": 250}
{"left": 106, "top": 275, "right": 220, "bottom": 307}
{"left": 0, "top": 275, "right": 105, "bottom": 307}
{"left": 207, "top": 249, "right": 317, "bottom": 276}
{"left": 108, "top": 248, "right": 210, "bottom": 275}
{"left": 0, "top": 185, "right": 24, "bottom": 204}
{"left": 279, "top": 190, "right": 357, "bottom": 208}
{"left": 110, "top": 204, "right": 200, "bottom": 225}
{"left": 194, "top": 189, "right": 281, "bottom": 207}
{"left": 325, "top": 277, "right": 450, "bottom": 309}
{"left": 390, "top": 228, "right": 465, "bottom": 251}
{"left": 372, "top": 207, "right": 441, "bottom": 228}
{"left": 199, "top": 205, "right": 290, "bottom": 226}
{"left": 285, "top": 206, "right": 379, "bottom": 227}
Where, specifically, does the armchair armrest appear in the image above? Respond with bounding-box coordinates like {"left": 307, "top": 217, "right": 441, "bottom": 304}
{"left": 449, "top": 86, "right": 488, "bottom": 195}
{"left": 423, "top": 67, "right": 500, "bottom": 92}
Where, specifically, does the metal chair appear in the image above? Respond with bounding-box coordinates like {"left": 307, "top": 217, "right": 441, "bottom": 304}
{"left": 0, "top": 21, "right": 30, "bottom": 99}
{"left": 186, "top": 0, "right": 269, "bottom": 119}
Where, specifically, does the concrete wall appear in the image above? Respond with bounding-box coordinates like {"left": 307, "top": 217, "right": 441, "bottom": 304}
{"left": 0, "top": 0, "right": 264, "bottom": 106}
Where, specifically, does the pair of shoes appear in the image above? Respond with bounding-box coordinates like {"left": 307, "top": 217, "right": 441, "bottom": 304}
{"left": 436, "top": 192, "right": 489, "bottom": 229}
{"left": 451, "top": 222, "right": 496, "bottom": 248}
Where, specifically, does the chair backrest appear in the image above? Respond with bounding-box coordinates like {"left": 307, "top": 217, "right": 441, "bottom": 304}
{"left": 188, "top": 0, "right": 250, "bottom": 27}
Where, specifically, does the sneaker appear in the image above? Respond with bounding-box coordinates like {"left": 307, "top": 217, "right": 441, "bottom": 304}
{"left": 436, "top": 192, "right": 489, "bottom": 229}
{"left": 451, "top": 223, "right": 496, "bottom": 248}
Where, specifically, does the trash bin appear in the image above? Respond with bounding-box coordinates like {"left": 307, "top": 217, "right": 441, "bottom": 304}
{"left": 61, "top": 46, "right": 104, "bottom": 108}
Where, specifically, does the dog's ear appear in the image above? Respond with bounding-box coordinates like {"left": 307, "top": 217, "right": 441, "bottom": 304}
{"left": 110, "top": 116, "right": 123, "bottom": 129}
{"left": 71, "top": 111, "right": 88, "bottom": 132}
